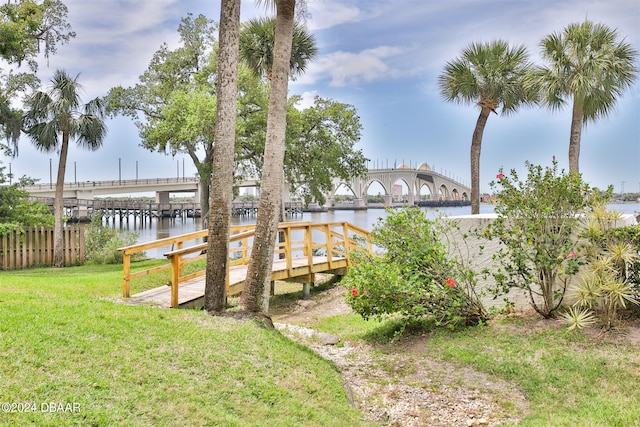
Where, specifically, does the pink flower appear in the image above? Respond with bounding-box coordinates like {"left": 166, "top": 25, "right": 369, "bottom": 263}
{"left": 566, "top": 252, "right": 576, "bottom": 259}
{"left": 496, "top": 173, "right": 505, "bottom": 179}
{"left": 351, "top": 288, "right": 359, "bottom": 297}
{"left": 445, "top": 278, "right": 456, "bottom": 288}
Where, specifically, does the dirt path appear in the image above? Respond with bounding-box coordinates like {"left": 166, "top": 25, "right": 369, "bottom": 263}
{"left": 272, "top": 285, "right": 529, "bottom": 427}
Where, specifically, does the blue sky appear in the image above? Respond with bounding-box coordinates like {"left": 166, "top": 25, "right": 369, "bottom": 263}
{"left": 4, "top": 0, "right": 639, "bottom": 195}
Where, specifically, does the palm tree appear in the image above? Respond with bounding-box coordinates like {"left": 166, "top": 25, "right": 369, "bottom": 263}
{"left": 23, "top": 70, "right": 106, "bottom": 267}
{"left": 241, "top": 0, "right": 298, "bottom": 315}
{"left": 204, "top": 0, "right": 241, "bottom": 314}
{"left": 240, "top": 16, "right": 317, "bottom": 81}
{"left": 439, "top": 40, "right": 535, "bottom": 214}
{"left": 240, "top": 8, "right": 316, "bottom": 274}
{"left": 531, "top": 21, "right": 638, "bottom": 173}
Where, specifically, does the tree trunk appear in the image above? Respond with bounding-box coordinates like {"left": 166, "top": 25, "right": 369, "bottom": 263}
{"left": 198, "top": 173, "right": 210, "bottom": 224}
{"left": 470, "top": 108, "right": 490, "bottom": 215}
{"left": 568, "top": 100, "right": 583, "bottom": 173}
{"left": 241, "top": 0, "right": 296, "bottom": 314}
{"left": 53, "top": 132, "right": 70, "bottom": 267}
{"left": 204, "top": 0, "right": 241, "bottom": 314}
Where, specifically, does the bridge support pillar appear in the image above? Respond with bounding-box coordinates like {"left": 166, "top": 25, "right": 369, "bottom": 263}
{"left": 384, "top": 194, "right": 393, "bottom": 206}
{"left": 407, "top": 194, "right": 415, "bottom": 205}
{"left": 353, "top": 198, "right": 366, "bottom": 208}
{"left": 156, "top": 191, "right": 170, "bottom": 203}
{"left": 324, "top": 198, "right": 334, "bottom": 209}
{"left": 74, "top": 190, "right": 95, "bottom": 219}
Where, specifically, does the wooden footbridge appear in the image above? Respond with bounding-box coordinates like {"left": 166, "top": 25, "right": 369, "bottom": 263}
{"left": 118, "top": 221, "right": 372, "bottom": 308}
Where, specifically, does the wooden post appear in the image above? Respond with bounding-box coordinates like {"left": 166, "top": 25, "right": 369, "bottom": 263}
{"left": 305, "top": 225, "right": 313, "bottom": 270}
{"left": 122, "top": 252, "right": 131, "bottom": 297}
{"left": 170, "top": 254, "right": 180, "bottom": 308}
{"left": 285, "top": 226, "right": 292, "bottom": 272}
{"left": 303, "top": 282, "right": 310, "bottom": 299}
{"left": 343, "top": 222, "right": 350, "bottom": 256}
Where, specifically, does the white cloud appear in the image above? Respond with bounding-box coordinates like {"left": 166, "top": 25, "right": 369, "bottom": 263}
{"left": 294, "top": 91, "right": 319, "bottom": 110}
{"left": 300, "top": 45, "right": 408, "bottom": 87}
{"left": 306, "top": 1, "right": 364, "bottom": 30}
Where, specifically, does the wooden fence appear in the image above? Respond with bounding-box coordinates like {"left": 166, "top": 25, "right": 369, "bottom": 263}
{"left": 0, "top": 226, "right": 85, "bottom": 269}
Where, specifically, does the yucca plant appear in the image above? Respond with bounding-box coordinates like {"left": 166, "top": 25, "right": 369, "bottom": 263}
{"left": 599, "top": 274, "right": 638, "bottom": 330}
{"left": 606, "top": 241, "right": 639, "bottom": 280}
{"left": 571, "top": 273, "right": 602, "bottom": 309}
{"left": 561, "top": 306, "right": 597, "bottom": 331}
{"left": 572, "top": 205, "right": 639, "bottom": 330}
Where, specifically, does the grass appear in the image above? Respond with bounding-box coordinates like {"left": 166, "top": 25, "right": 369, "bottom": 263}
{"left": 4, "top": 262, "right": 640, "bottom": 426}
{"left": 425, "top": 318, "right": 640, "bottom": 426}
{"left": 306, "top": 310, "right": 640, "bottom": 426}
{"left": 0, "top": 263, "right": 372, "bottom": 427}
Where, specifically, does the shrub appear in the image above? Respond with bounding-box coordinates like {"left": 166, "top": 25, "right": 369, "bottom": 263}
{"left": 601, "top": 224, "right": 640, "bottom": 294}
{"left": 84, "top": 213, "right": 143, "bottom": 264}
{"left": 344, "top": 207, "right": 487, "bottom": 329}
{"left": 566, "top": 206, "right": 640, "bottom": 330}
{"left": 0, "top": 167, "right": 54, "bottom": 229}
{"left": 483, "top": 159, "right": 597, "bottom": 318}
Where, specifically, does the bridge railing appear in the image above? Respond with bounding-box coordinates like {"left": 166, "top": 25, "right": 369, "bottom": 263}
{"left": 23, "top": 176, "right": 199, "bottom": 191}
{"left": 118, "top": 221, "right": 372, "bottom": 307}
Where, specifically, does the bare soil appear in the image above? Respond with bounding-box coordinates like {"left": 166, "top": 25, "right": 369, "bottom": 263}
{"left": 272, "top": 285, "right": 528, "bottom": 426}
{"left": 271, "top": 283, "right": 640, "bottom": 426}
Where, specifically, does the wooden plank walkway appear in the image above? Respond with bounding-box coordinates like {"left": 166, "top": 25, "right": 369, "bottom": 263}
{"left": 126, "top": 256, "right": 349, "bottom": 308}
{"left": 118, "top": 221, "right": 371, "bottom": 308}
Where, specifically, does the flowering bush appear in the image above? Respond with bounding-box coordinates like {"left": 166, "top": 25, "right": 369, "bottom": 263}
{"left": 483, "top": 159, "right": 597, "bottom": 318}
{"left": 344, "top": 207, "right": 487, "bottom": 329}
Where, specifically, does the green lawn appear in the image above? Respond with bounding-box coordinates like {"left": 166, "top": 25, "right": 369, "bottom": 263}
{"left": 308, "top": 311, "right": 640, "bottom": 427}
{"left": 0, "top": 263, "right": 372, "bottom": 427}
{"left": 3, "top": 262, "right": 639, "bottom": 426}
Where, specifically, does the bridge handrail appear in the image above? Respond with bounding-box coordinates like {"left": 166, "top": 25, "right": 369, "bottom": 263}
{"left": 118, "top": 221, "right": 372, "bottom": 307}
{"left": 23, "top": 176, "right": 200, "bottom": 191}
{"left": 117, "top": 225, "right": 254, "bottom": 298}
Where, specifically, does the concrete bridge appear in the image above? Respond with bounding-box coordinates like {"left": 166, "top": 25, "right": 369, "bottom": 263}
{"left": 23, "top": 177, "right": 209, "bottom": 203}
{"left": 22, "top": 163, "right": 470, "bottom": 209}
{"left": 326, "top": 163, "right": 470, "bottom": 208}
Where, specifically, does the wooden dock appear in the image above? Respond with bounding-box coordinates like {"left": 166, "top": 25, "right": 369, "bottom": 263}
{"left": 118, "top": 222, "right": 371, "bottom": 308}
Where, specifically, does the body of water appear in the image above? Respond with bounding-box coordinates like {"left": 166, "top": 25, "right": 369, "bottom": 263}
{"left": 112, "top": 203, "right": 640, "bottom": 258}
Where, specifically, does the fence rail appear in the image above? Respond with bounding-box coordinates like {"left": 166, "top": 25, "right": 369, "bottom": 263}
{"left": 0, "top": 226, "right": 85, "bottom": 269}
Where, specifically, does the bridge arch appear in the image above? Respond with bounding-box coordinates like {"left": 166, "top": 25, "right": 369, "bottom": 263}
{"left": 390, "top": 177, "right": 411, "bottom": 202}
{"left": 439, "top": 184, "right": 450, "bottom": 200}
{"left": 418, "top": 182, "right": 433, "bottom": 200}
{"left": 364, "top": 179, "right": 388, "bottom": 197}
{"left": 330, "top": 181, "right": 357, "bottom": 200}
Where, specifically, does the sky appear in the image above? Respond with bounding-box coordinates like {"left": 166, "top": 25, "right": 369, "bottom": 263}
{"left": 3, "top": 0, "right": 640, "bottom": 196}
